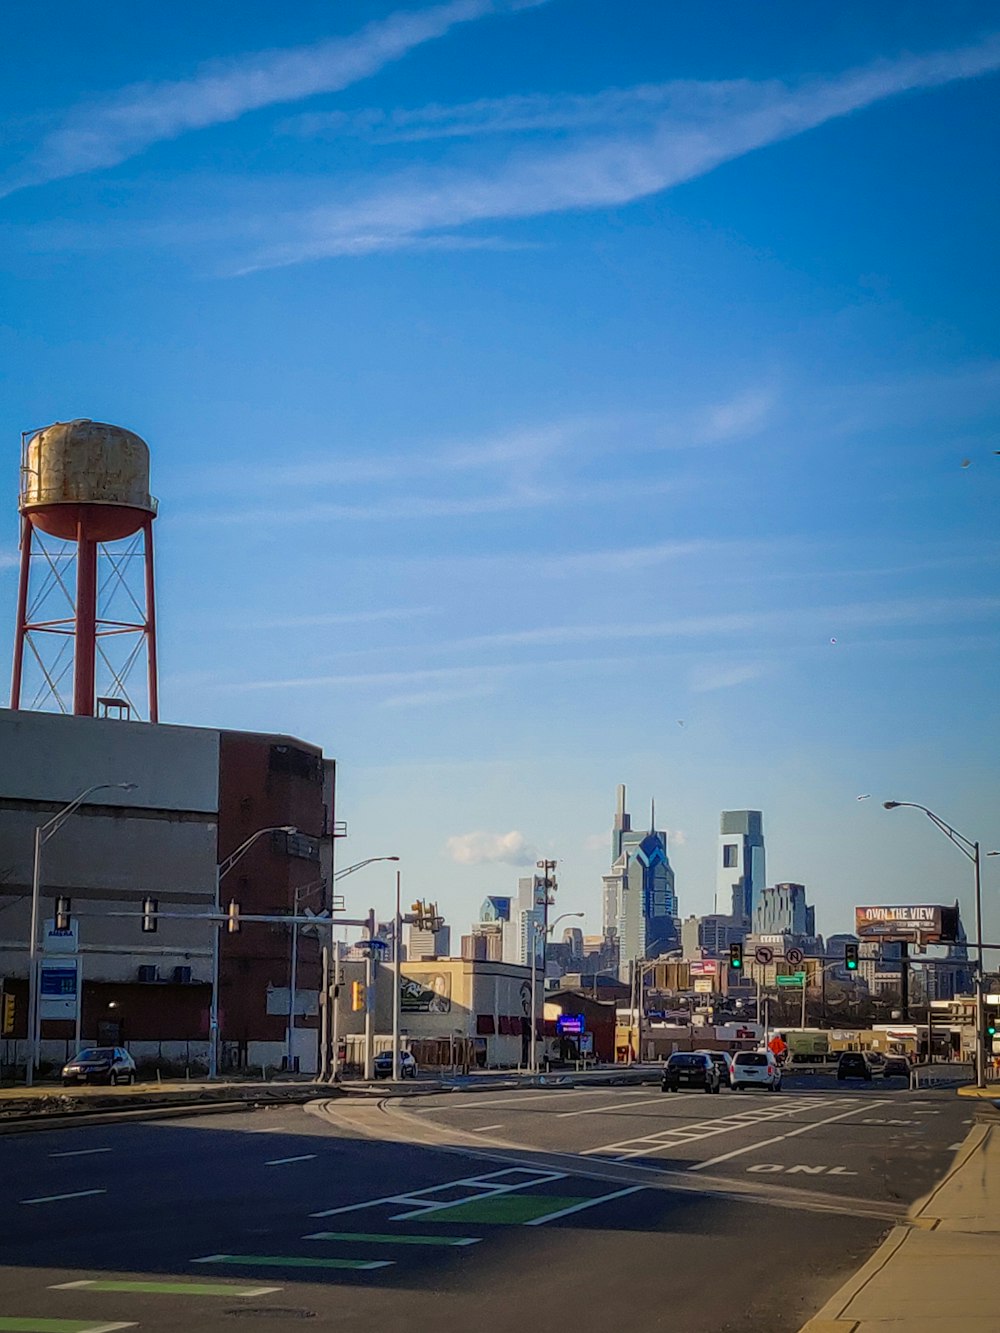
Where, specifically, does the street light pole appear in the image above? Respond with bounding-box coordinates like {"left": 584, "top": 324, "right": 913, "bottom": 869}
{"left": 883, "top": 801, "right": 987, "bottom": 1089}
{"left": 26, "top": 781, "right": 137, "bottom": 1086}
{"left": 210, "top": 823, "right": 297, "bottom": 1080}
{"left": 392, "top": 868, "right": 401, "bottom": 1082}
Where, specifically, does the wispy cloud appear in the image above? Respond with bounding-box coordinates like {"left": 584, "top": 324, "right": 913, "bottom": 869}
{"left": 280, "top": 81, "right": 735, "bottom": 143}
{"left": 381, "top": 683, "right": 495, "bottom": 708}
{"left": 240, "top": 605, "right": 436, "bottom": 630}
{"left": 690, "top": 661, "right": 771, "bottom": 692}
{"left": 446, "top": 829, "right": 536, "bottom": 865}
{"left": 238, "top": 35, "right": 1000, "bottom": 268}
{"left": 0, "top": 0, "right": 519, "bottom": 199}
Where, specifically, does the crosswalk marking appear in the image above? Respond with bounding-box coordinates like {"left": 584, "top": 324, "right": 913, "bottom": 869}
{"left": 584, "top": 1097, "right": 837, "bottom": 1159}
{"left": 311, "top": 1166, "right": 565, "bottom": 1218}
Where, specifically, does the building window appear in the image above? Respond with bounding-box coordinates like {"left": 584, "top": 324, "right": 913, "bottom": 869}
{"left": 723, "top": 844, "right": 738, "bottom": 868}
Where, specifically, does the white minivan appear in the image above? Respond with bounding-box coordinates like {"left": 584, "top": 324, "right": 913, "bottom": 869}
{"left": 732, "top": 1050, "right": 782, "bottom": 1091}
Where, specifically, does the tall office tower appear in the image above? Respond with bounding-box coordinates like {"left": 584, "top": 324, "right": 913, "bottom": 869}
{"left": 405, "top": 921, "right": 451, "bottom": 960}
{"left": 506, "top": 874, "right": 548, "bottom": 966}
{"left": 753, "top": 883, "right": 814, "bottom": 936}
{"left": 608, "top": 785, "right": 680, "bottom": 974}
{"left": 717, "top": 810, "right": 765, "bottom": 924}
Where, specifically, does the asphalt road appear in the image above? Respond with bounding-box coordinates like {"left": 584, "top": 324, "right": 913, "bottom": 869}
{"left": 0, "top": 1076, "right": 971, "bottom": 1333}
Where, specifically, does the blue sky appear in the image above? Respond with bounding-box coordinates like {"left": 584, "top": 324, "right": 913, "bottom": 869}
{"left": 1, "top": 1, "right": 998, "bottom": 953}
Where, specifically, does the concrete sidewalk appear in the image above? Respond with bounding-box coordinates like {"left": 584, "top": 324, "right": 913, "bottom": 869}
{"left": 800, "top": 1117, "right": 1000, "bottom": 1331}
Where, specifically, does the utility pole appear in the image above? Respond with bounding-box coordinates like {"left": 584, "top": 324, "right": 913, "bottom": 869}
{"left": 363, "top": 907, "right": 376, "bottom": 1081}
{"left": 330, "top": 938, "right": 341, "bottom": 1081}
{"left": 392, "top": 869, "right": 401, "bottom": 1082}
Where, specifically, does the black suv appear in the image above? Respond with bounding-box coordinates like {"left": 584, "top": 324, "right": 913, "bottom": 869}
{"left": 662, "top": 1052, "right": 721, "bottom": 1094}
{"left": 837, "top": 1051, "right": 874, "bottom": 1081}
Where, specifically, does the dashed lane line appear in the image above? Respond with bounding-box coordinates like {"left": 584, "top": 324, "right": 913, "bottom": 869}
{"left": 193, "top": 1254, "right": 392, "bottom": 1271}
{"left": 304, "top": 1231, "right": 482, "bottom": 1246}
{"left": 265, "top": 1154, "right": 317, "bottom": 1165}
{"left": 556, "top": 1096, "right": 667, "bottom": 1118}
{"left": 20, "top": 1190, "right": 107, "bottom": 1205}
{"left": 49, "top": 1148, "right": 112, "bottom": 1159}
{"left": 689, "top": 1100, "right": 890, "bottom": 1171}
{"left": 52, "top": 1280, "right": 281, "bottom": 1298}
{"left": 471, "top": 1124, "right": 505, "bottom": 1132}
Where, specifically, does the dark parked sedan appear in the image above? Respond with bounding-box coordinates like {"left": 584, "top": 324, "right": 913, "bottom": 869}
{"left": 62, "top": 1047, "right": 136, "bottom": 1086}
{"left": 662, "top": 1052, "right": 720, "bottom": 1094}
{"left": 837, "top": 1051, "right": 874, "bottom": 1081}
{"left": 882, "top": 1055, "right": 910, "bottom": 1078}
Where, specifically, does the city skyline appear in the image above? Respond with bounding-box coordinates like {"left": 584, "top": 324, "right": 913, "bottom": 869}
{"left": 0, "top": 2, "right": 997, "bottom": 956}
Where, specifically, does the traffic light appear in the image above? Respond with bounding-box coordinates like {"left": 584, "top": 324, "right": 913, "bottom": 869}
{"left": 226, "top": 899, "right": 241, "bottom": 933}
{"left": 141, "top": 896, "right": 158, "bottom": 933}
{"left": 1, "top": 993, "right": 14, "bottom": 1036}
{"left": 55, "top": 896, "right": 71, "bottom": 931}
{"left": 987, "top": 1011, "right": 998, "bottom": 1040}
{"left": 845, "top": 942, "right": 859, "bottom": 972}
{"left": 351, "top": 980, "right": 366, "bottom": 1012}
{"left": 729, "top": 942, "right": 743, "bottom": 971}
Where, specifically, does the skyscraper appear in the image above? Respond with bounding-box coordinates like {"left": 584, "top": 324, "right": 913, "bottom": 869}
{"left": 606, "top": 784, "right": 679, "bottom": 974}
{"left": 717, "top": 810, "right": 765, "bottom": 924}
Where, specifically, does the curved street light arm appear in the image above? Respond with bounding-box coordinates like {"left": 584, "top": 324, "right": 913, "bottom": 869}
{"left": 884, "top": 801, "right": 977, "bottom": 862}
{"left": 218, "top": 824, "right": 297, "bottom": 881}
{"left": 333, "top": 855, "right": 399, "bottom": 883}
{"left": 41, "top": 781, "right": 137, "bottom": 841}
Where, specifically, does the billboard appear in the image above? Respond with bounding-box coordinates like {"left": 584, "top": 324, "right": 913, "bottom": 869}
{"left": 688, "top": 960, "right": 718, "bottom": 976}
{"left": 854, "top": 904, "right": 958, "bottom": 944}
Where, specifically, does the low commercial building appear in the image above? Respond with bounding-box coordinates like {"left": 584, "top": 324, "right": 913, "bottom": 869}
{"left": 0, "top": 708, "right": 336, "bottom": 1077}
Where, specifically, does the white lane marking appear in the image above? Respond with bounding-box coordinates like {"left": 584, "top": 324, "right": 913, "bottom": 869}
{"left": 584, "top": 1097, "right": 834, "bottom": 1158}
{"left": 471, "top": 1124, "right": 505, "bottom": 1132}
{"left": 913, "top": 1110, "right": 940, "bottom": 1115}
{"left": 251, "top": 1126, "right": 287, "bottom": 1133}
{"left": 524, "top": 1185, "right": 644, "bottom": 1225}
{"left": 557, "top": 1095, "right": 668, "bottom": 1118}
{"left": 949, "top": 1142, "right": 965, "bottom": 1150}
{"left": 689, "top": 1100, "right": 888, "bottom": 1171}
{"left": 312, "top": 1166, "right": 565, "bottom": 1218}
{"left": 193, "top": 1254, "right": 391, "bottom": 1272}
{"left": 50, "top": 1147, "right": 113, "bottom": 1157}
{"left": 265, "top": 1154, "right": 317, "bottom": 1165}
{"left": 20, "top": 1188, "right": 107, "bottom": 1204}
{"left": 412, "top": 1089, "right": 599, "bottom": 1113}
{"left": 41, "top": 1313, "right": 137, "bottom": 1333}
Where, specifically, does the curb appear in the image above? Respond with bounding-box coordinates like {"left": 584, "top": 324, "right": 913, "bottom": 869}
{"left": 796, "top": 1121, "right": 990, "bottom": 1331}
{"left": 0, "top": 1085, "right": 337, "bottom": 1134}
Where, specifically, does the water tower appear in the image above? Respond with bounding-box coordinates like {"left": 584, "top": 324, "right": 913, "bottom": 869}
{"left": 10, "top": 419, "right": 159, "bottom": 721}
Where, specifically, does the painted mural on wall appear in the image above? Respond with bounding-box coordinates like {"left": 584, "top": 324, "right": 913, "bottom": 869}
{"left": 401, "top": 973, "right": 452, "bottom": 1014}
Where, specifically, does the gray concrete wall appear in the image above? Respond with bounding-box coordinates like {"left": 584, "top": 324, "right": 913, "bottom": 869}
{"left": 0, "top": 709, "right": 219, "bottom": 984}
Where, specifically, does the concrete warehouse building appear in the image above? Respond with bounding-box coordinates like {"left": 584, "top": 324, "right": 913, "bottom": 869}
{"left": 0, "top": 707, "right": 336, "bottom": 1076}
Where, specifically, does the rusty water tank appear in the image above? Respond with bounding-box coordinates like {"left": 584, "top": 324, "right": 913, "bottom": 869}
{"left": 20, "top": 418, "right": 156, "bottom": 542}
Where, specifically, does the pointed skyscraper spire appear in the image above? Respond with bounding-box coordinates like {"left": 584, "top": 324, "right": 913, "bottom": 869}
{"left": 649, "top": 797, "right": 656, "bottom": 834}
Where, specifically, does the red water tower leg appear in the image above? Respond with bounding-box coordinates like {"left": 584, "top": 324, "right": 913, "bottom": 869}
{"left": 143, "top": 514, "right": 159, "bottom": 723}
{"left": 74, "top": 521, "right": 98, "bottom": 716}
{"left": 10, "top": 516, "right": 32, "bottom": 709}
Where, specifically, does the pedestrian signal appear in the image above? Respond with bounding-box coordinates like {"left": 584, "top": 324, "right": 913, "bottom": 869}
{"left": 351, "top": 981, "right": 366, "bottom": 1011}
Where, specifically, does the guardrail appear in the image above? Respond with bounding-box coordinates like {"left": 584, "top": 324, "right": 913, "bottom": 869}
{"left": 909, "top": 1061, "right": 975, "bottom": 1089}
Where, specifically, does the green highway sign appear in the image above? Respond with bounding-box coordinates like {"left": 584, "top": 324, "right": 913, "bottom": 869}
{"left": 776, "top": 972, "right": 806, "bottom": 986}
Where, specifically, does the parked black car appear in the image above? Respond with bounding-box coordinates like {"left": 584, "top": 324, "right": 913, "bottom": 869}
{"left": 837, "top": 1051, "right": 874, "bottom": 1081}
{"left": 882, "top": 1054, "right": 910, "bottom": 1078}
{"left": 662, "top": 1051, "right": 721, "bottom": 1094}
{"left": 62, "top": 1047, "right": 136, "bottom": 1086}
